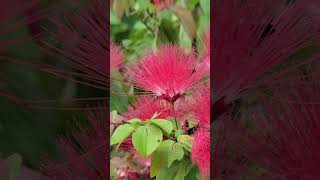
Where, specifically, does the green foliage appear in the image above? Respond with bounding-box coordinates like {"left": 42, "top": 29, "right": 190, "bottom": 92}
{"left": 177, "top": 135, "right": 192, "bottom": 152}
{"left": 156, "top": 157, "right": 197, "bottom": 180}
{"left": 111, "top": 0, "right": 210, "bottom": 63}
{"left": 127, "top": 118, "right": 143, "bottom": 128}
{"left": 111, "top": 110, "right": 118, "bottom": 121}
{"left": 110, "top": 124, "right": 135, "bottom": 146}
{"left": 150, "top": 140, "right": 184, "bottom": 177}
{"left": 132, "top": 124, "right": 163, "bottom": 157}
{"left": 110, "top": 82, "right": 129, "bottom": 113}
{"left": 149, "top": 119, "right": 173, "bottom": 134}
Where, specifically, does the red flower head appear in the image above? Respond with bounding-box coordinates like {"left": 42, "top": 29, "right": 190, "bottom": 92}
{"left": 150, "top": 0, "right": 175, "bottom": 11}
{"left": 189, "top": 87, "right": 210, "bottom": 129}
{"left": 126, "top": 45, "right": 208, "bottom": 103}
{"left": 124, "top": 96, "right": 173, "bottom": 121}
{"left": 191, "top": 129, "right": 210, "bottom": 177}
{"left": 110, "top": 42, "right": 124, "bottom": 73}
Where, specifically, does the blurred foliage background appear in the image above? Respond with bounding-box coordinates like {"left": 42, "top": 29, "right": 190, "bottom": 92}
{"left": 0, "top": 1, "right": 106, "bottom": 178}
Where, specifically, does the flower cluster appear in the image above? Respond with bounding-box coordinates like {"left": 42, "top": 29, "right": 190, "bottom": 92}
{"left": 112, "top": 39, "right": 211, "bottom": 178}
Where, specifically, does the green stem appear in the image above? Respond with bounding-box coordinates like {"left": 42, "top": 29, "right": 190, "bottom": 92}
{"left": 171, "top": 102, "right": 179, "bottom": 130}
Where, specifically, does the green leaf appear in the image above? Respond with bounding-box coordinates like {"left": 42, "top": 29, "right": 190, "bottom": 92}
{"left": 185, "top": 165, "right": 201, "bottom": 180}
{"left": 177, "top": 135, "right": 193, "bottom": 151}
{"left": 200, "top": 0, "right": 210, "bottom": 16}
{"left": 111, "top": 110, "right": 117, "bottom": 122}
{"left": 150, "top": 140, "right": 174, "bottom": 177}
{"left": 171, "top": 5, "right": 196, "bottom": 39}
{"left": 178, "top": 25, "right": 192, "bottom": 50}
{"left": 186, "top": 0, "right": 199, "bottom": 10}
{"left": 150, "top": 140, "right": 184, "bottom": 177}
{"left": 132, "top": 124, "right": 163, "bottom": 157}
{"left": 110, "top": 83, "right": 128, "bottom": 113}
{"left": 149, "top": 119, "right": 173, "bottom": 134}
{"left": 174, "top": 129, "right": 186, "bottom": 138}
{"left": 110, "top": 125, "right": 115, "bottom": 136}
{"left": 174, "top": 158, "right": 194, "bottom": 180}
{"left": 156, "top": 161, "right": 180, "bottom": 180}
{"left": 110, "top": 124, "right": 135, "bottom": 146}
{"left": 127, "top": 118, "right": 143, "bottom": 128}
{"left": 156, "top": 158, "right": 193, "bottom": 180}
{"left": 169, "top": 144, "right": 184, "bottom": 167}
{"left": 187, "top": 118, "right": 199, "bottom": 129}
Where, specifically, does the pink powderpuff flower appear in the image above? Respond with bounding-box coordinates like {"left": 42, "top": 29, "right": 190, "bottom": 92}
{"left": 124, "top": 96, "right": 174, "bottom": 121}
{"left": 150, "top": 0, "right": 175, "bottom": 11}
{"left": 188, "top": 86, "right": 210, "bottom": 129}
{"left": 191, "top": 129, "right": 210, "bottom": 177}
{"left": 126, "top": 45, "right": 208, "bottom": 103}
{"left": 111, "top": 42, "right": 124, "bottom": 73}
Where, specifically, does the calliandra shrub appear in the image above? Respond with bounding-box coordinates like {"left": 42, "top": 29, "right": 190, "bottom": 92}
{"left": 110, "top": 43, "right": 210, "bottom": 179}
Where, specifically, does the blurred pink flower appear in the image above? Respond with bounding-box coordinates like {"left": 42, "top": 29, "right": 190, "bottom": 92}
{"left": 150, "top": 0, "right": 175, "bottom": 11}
{"left": 111, "top": 42, "right": 124, "bottom": 73}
